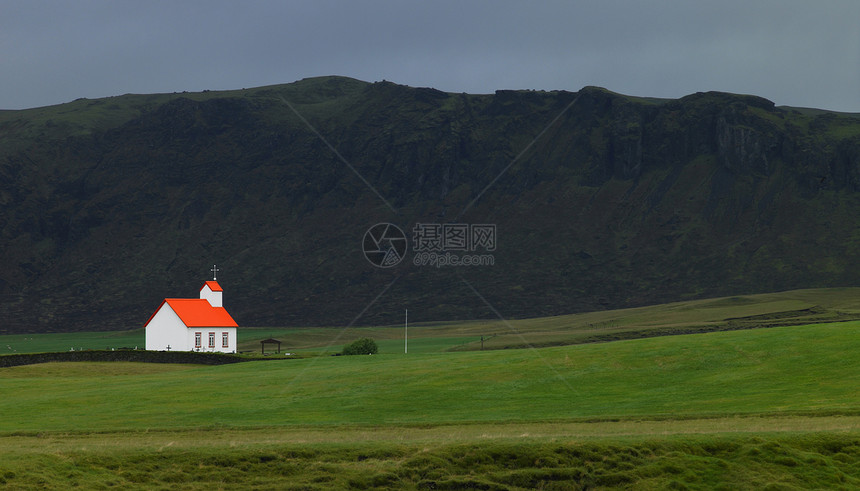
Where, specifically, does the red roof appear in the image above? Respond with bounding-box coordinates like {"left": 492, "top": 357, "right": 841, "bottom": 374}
{"left": 201, "top": 281, "right": 223, "bottom": 292}
{"left": 144, "top": 298, "right": 237, "bottom": 328}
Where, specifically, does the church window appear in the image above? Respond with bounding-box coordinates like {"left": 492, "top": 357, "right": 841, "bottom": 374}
{"left": 195, "top": 332, "right": 202, "bottom": 349}
{"left": 208, "top": 332, "right": 215, "bottom": 348}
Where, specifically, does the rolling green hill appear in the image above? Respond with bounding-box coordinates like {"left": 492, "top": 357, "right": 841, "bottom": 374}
{"left": 0, "top": 320, "right": 858, "bottom": 488}
{"left": 2, "top": 77, "right": 860, "bottom": 333}
{"left": 235, "top": 286, "right": 860, "bottom": 353}
{"left": 1, "top": 320, "right": 858, "bottom": 432}
{"left": 3, "top": 286, "right": 860, "bottom": 354}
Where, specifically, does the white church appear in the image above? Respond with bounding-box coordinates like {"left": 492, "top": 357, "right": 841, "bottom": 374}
{"left": 144, "top": 279, "right": 238, "bottom": 353}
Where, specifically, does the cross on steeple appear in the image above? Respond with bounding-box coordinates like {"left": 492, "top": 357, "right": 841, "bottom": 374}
{"left": 210, "top": 264, "right": 220, "bottom": 281}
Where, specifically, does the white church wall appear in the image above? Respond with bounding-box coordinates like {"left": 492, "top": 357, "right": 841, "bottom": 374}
{"left": 231, "top": 328, "right": 237, "bottom": 352}
{"left": 185, "top": 327, "right": 237, "bottom": 353}
{"left": 145, "top": 304, "right": 190, "bottom": 351}
{"left": 221, "top": 328, "right": 237, "bottom": 353}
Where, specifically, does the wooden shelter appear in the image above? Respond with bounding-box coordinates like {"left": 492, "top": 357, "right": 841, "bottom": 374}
{"left": 260, "top": 338, "right": 282, "bottom": 354}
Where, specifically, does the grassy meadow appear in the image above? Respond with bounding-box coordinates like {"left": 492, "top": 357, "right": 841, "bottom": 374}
{"left": 1, "top": 291, "right": 860, "bottom": 488}
{"left": 2, "top": 321, "right": 860, "bottom": 432}
{"left": 2, "top": 430, "right": 858, "bottom": 489}
{"left": 6, "top": 287, "right": 860, "bottom": 356}
{"left": 239, "top": 286, "right": 860, "bottom": 353}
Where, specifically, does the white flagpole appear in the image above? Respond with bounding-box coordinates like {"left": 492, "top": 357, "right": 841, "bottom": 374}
{"left": 405, "top": 309, "right": 408, "bottom": 354}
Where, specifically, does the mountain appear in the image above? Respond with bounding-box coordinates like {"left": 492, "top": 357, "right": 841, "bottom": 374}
{"left": 2, "top": 76, "right": 860, "bottom": 333}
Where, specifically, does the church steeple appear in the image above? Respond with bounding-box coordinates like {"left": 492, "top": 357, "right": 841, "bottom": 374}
{"left": 200, "top": 280, "right": 223, "bottom": 307}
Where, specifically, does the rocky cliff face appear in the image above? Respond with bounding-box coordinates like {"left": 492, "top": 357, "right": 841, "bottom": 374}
{"left": 1, "top": 77, "right": 859, "bottom": 333}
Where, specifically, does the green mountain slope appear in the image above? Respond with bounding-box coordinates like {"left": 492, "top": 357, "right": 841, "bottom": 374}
{"left": 2, "top": 76, "right": 860, "bottom": 333}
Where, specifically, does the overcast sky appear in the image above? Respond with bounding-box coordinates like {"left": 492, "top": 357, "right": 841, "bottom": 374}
{"left": 2, "top": 0, "right": 859, "bottom": 111}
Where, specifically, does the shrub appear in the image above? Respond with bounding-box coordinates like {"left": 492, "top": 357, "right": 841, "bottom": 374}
{"left": 342, "top": 338, "right": 378, "bottom": 356}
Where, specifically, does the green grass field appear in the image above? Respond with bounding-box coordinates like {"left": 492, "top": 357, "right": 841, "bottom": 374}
{"left": 2, "top": 321, "right": 859, "bottom": 432}
{"left": 1, "top": 292, "right": 860, "bottom": 488}
{"left": 238, "top": 286, "right": 860, "bottom": 353}
{"left": 2, "top": 430, "right": 858, "bottom": 489}
{"left": 6, "top": 287, "right": 860, "bottom": 356}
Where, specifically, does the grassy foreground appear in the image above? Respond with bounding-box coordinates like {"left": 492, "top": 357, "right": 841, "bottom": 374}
{"left": 1, "top": 430, "right": 858, "bottom": 489}
{"left": 1, "top": 321, "right": 859, "bottom": 488}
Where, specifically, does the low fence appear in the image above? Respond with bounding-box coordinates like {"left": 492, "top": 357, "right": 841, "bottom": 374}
{"left": 0, "top": 350, "right": 249, "bottom": 368}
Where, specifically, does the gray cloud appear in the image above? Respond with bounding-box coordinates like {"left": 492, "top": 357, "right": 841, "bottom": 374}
{"left": 2, "top": 0, "right": 858, "bottom": 111}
